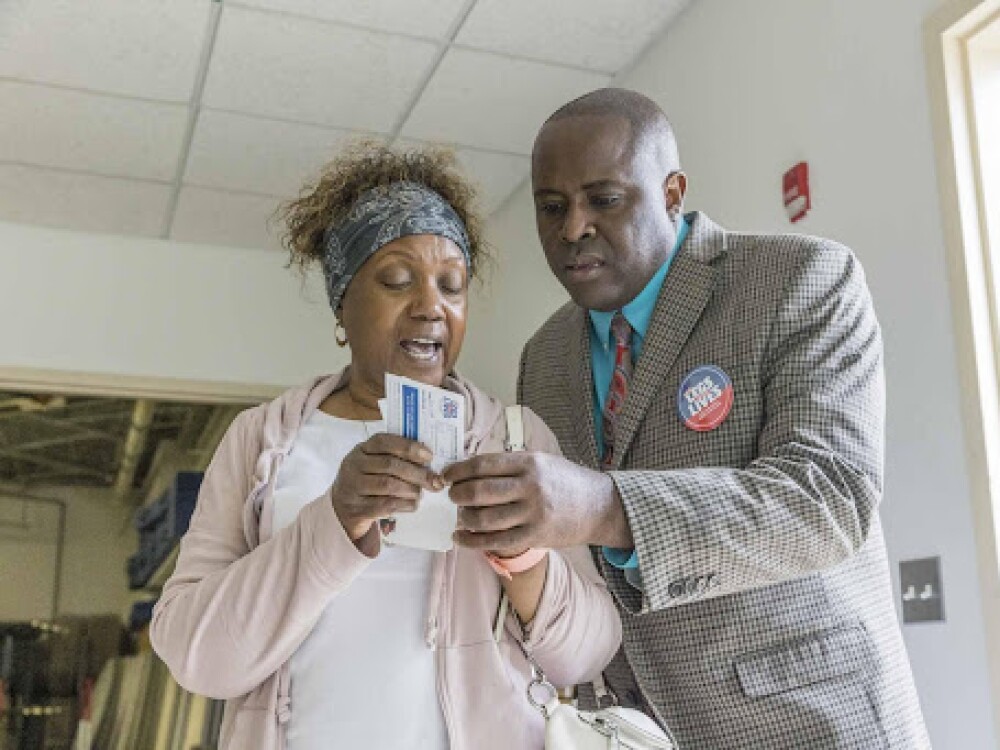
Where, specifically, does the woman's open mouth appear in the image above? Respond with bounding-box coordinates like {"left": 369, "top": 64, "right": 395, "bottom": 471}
{"left": 400, "top": 338, "right": 443, "bottom": 363}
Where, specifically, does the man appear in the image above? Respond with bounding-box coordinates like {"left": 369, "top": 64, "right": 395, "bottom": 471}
{"left": 444, "top": 88, "right": 929, "bottom": 748}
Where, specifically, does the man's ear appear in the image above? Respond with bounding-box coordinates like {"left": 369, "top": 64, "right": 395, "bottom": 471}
{"left": 664, "top": 171, "right": 688, "bottom": 216}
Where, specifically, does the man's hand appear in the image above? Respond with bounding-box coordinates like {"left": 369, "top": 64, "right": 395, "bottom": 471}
{"left": 442, "top": 451, "right": 633, "bottom": 551}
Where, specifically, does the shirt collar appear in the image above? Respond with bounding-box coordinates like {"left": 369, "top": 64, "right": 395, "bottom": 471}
{"left": 589, "top": 218, "right": 689, "bottom": 350}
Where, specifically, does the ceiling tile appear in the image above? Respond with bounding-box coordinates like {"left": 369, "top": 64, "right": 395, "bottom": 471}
{"left": 203, "top": 6, "right": 439, "bottom": 132}
{"left": 452, "top": 148, "right": 528, "bottom": 215}
{"left": 456, "top": 0, "right": 690, "bottom": 73}
{"left": 0, "top": 165, "right": 169, "bottom": 237}
{"left": 230, "top": 0, "right": 467, "bottom": 40}
{"left": 185, "top": 110, "right": 374, "bottom": 197}
{"left": 401, "top": 49, "right": 607, "bottom": 154}
{"left": 0, "top": 82, "right": 187, "bottom": 181}
{"left": 170, "top": 186, "right": 284, "bottom": 251}
{"left": 0, "top": 0, "right": 209, "bottom": 102}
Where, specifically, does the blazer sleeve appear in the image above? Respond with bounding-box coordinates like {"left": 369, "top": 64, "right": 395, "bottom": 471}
{"left": 507, "top": 407, "right": 622, "bottom": 687}
{"left": 150, "top": 408, "right": 374, "bottom": 699}
{"left": 607, "top": 242, "right": 886, "bottom": 615}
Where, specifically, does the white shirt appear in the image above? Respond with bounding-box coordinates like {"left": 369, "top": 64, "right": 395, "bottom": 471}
{"left": 270, "top": 410, "right": 448, "bottom": 750}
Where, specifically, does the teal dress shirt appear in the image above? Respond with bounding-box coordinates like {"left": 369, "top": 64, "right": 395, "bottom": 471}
{"left": 589, "top": 219, "right": 689, "bottom": 572}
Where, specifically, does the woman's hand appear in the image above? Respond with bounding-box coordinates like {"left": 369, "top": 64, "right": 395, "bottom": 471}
{"left": 331, "top": 433, "right": 443, "bottom": 552}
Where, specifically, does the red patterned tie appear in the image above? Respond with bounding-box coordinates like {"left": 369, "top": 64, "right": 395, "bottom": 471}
{"left": 601, "top": 312, "right": 633, "bottom": 470}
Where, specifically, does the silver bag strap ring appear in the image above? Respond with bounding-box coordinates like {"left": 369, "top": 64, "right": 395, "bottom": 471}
{"left": 526, "top": 675, "right": 559, "bottom": 718}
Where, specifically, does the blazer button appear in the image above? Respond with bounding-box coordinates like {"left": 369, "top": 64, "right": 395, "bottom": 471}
{"left": 685, "top": 576, "right": 701, "bottom": 595}
{"left": 706, "top": 573, "right": 720, "bottom": 589}
{"left": 668, "top": 580, "right": 687, "bottom": 598}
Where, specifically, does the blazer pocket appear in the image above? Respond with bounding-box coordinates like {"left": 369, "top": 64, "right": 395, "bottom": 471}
{"left": 734, "top": 626, "right": 874, "bottom": 698}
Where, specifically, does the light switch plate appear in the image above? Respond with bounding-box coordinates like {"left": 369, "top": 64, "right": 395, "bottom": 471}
{"left": 899, "top": 556, "right": 945, "bottom": 624}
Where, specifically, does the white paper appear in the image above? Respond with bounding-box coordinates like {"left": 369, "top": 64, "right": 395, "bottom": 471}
{"left": 381, "top": 374, "right": 464, "bottom": 551}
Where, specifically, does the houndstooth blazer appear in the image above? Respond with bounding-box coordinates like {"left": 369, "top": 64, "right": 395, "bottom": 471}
{"left": 518, "top": 213, "right": 931, "bottom": 749}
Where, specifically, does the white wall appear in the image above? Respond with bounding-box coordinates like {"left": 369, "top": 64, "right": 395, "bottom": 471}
{"left": 462, "top": 0, "right": 998, "bottom": 747}
{"left": 0, "top": 496, "right": 58, "bottom": 620}
{"left": 0, "top": 489, "right": 137, "bottom": 621}
{"left": 459, "top": 188, "right": 567, "bottom": 402}
{"left": 0, "top": 221, "right": 346, "bottom": 391}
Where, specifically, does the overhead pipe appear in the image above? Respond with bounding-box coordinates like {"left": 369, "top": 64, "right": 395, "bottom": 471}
{"left": 113, "top": 400, "right": 155, "bottom": 504}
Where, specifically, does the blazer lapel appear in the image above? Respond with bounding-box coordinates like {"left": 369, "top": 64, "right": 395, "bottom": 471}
{"left": 564, "top": 306, "right": 601, "bottom": 469}
{"left": 611, "top": 214, "right": 724, "bottom": 469}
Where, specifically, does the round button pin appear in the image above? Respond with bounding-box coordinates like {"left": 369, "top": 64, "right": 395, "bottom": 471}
{"left": 677, "top": 365, "right": 734, "bottom": 432}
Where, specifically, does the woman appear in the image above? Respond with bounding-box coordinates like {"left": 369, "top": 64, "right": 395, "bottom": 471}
{"left": 150, "top": 144, "right": 621, "bottom": 750}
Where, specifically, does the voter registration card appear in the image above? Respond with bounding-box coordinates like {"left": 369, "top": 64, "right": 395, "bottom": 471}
{"left": 381, "top": 374, "right": 465, "bottom": 551}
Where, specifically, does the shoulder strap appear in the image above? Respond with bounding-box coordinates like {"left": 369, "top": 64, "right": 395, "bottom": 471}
{"left": 495, "top": 405, "right": 525, "bottom": 642}
{"left": 503, "top": 406, "right": 621, "bottom": 711}
{"left": 501, "top": 404, "right": 609, "bottom": 708}
{"left": 504, "top": 405, "right": 526, "bottom": 452}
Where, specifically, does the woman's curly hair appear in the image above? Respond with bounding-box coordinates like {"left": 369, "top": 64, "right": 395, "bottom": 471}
{"left": 278, "top": 141, "right": 489, "bottom": 281}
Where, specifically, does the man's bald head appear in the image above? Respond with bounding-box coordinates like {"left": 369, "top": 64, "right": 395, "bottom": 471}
{"left": 537, "top": 87, "right": 680, "bottom": 174}
{"left": 530, "top": 87, "right": 688, "bottom": 311}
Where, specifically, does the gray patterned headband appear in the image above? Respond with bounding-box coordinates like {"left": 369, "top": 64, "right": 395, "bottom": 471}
{"left": 321, "top": 181, "right": 471, "bottom": 311}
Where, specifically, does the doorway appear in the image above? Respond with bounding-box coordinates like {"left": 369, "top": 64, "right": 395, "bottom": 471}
{"left": 0, "top": 387, "right": 253, "bottom": 750}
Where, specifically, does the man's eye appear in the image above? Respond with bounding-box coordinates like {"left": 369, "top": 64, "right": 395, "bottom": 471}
{"left": 537, "top": 202, "right": 564, "bottom": 215}
{"left": 592, "top": 194, "right": 622, "bottom": 208}
{"left": 382, "top": 278, "right": 409, "bottom": 289}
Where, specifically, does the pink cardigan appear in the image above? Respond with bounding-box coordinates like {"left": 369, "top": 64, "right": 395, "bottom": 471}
{"left": 151, "top": 371, "right": 621, "bottom": 749}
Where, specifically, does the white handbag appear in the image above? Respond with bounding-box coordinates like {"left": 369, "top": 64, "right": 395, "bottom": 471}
{"left": 501, "top": 406, "right": 678, "bottom": 750}
{"left": 529, "top": 680, "right": 676, "bottom": 750}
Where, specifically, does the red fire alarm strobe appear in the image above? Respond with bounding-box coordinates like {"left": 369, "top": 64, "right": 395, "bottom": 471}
{"left": 783, "top": 161, "right": 810, "bottom": 223}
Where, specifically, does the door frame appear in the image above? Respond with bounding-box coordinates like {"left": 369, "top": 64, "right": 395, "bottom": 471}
{"left": 0, "top": 366, "right": 284, "bottom": 404}
{"left": 925, "top": 0, "right": 1000, "bottom": 739}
